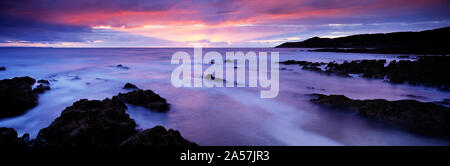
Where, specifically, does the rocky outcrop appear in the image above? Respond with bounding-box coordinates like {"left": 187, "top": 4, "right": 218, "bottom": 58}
{"left": 37, "top": 79, "right": 50, "bottom": 84}
{"left": 310, "top": 94, "right": 450, "bottom": 136}
{"left": 325, "top": 59, "right": 387, "bottom": 78}
{"left": 120, "top": 126, "right": 197, "bottom": 147}
{"left": 123, "top": 83, "right": 139, "bottom": 90}
{"left": 35, "top": 97, "right": 193, "bottom": 147}
{"left": 0, "top": 77, "right": 38, "bottom": 118}
{"left": 280, "top": 60, "right": 325, "bottom": 73}
{"left": 35, "top": 98, "right": 138, "bottom": 146}
{"left": 33, "top": 84, "right": 51, "bottom": 94}
{"left": 0, "top": 127, "right": 29, "bottom": 146}
{"left": 116, "top": 90, "right": 170, "bottom": 112}
{"left": 281, "top": 56, "right": 450, "bottom": 90}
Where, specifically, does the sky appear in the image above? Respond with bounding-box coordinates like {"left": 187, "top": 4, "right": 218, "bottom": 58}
{"left": 1, "top": 0, "right": 449, "bottom": 47}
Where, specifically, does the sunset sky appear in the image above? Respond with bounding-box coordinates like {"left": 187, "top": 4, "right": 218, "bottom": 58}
{"left": 1, "top": 0, "right": 449, "bottom": 47}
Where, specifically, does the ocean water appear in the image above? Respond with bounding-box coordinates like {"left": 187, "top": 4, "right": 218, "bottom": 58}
{"left": 0, "top": 47, "right": 449, "bottom": 145}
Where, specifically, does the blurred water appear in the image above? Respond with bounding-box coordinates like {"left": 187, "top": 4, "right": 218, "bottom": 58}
{"left": 0, "top": 47, "right": 449, "bottom": 145}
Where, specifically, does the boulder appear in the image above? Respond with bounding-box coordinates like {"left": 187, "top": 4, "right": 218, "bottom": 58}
{"left": 116, "top": 90, "right": 170, "bottom": 112}
{"left": 0, "top": 127, "right": 29, "bottom": 146}
{"left": 33, "top": 84, "right": 51, "bottom": 94}
{"left": 123, "top": 83, "right": 139, "bottom": 90}
{"left": 120, "top": 126, "right": 197, "bottom": 147}
{"left": 37, "top": 79, "right": 50, "bottom": 84}
{"left": 35, "top": 98, "right": 138, "bottom": 146}
{"left": 0, "top": 77, "right": 38, "bottom": 118}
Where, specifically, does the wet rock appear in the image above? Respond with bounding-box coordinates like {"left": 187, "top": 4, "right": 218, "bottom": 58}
{"left": 302, "top": 66, "right": 322, "bottom": 72}
{"left": 37, "top": 79, "right": 50, "bottom": 84}
{"left": 33, "top": 84, "right": 51, "bottom": 94}
{"left": 0, "top": 66, "right": 5, "bottom": 71}
{"left": 310, "top": 94, "right": 450, "bottom": 136}
{"left": 120, "top": 126, "right": 197, "bottom": 147}
{"left": 34, "top": 97, "right": 194, "bottom": 147}
{"left": 0, "top": 127, "right": 29, "bottom": 146}
{"left": 322, "top": 56, "right": 450, "bottom": 89}
{"left": 35, "top": 98, "right": 138, "bottom": 146}
{"left": 325, "top": 59, "right": 387, "bottom": 79}
{"left": 116, "top": 90, "right": 170, "bottom": 112}
{"left": 123, "top": 83, "right": 139, "bottom": 90}
{"left": 385, "top": 56, "right": 450, "bottom": 89}
{"left": 280, "top": 60, "right": 326, "bottom": 73}
{"left": 116, "top": 64, "right": 129, "bottom": 70}
{"left": 71, "top": 75, "right": 81, "bottom": 80}
{"left": 280, "top": 60, "right": 312, "bottom": 66}
{"left": 0, "top": 77, "right": 38, "bottom": 118}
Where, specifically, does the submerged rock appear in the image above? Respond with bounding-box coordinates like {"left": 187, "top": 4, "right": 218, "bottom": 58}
{"left": 0, "top": 77, "right": 38, "bottom": 118}
{"left": 325, "top": 59, "right": 387, "bottom": 79}
{"left": 33, "top": 84, "right": 51, "bottom": 94}
{"left": 120, "top": 126, "right": 197, "bottom": 147}
{"left": 35, "top": 98, "right": 138, "bottom": 146}
{"left": 123, "top": 83, "right": 139, "bottom": 90}
{"left": 37, "top": 79, "right": 50, "bottom": 84}
{"left": 280, "top": 60, "right": 325, "bottom": 73}
{"left": 116, "top": 90, "right": 170, "bottom": 112}
{"left": 116, "top": 64, "right": 129, "bottom": 70}
{"left": 302, "top": 66, "right": 322, "bottom": 72}
{"left": 310, "top": 94, "right": 450, "bottom": 136}
{"left": 0, "top": 66, "right": 5, "bottom": 71}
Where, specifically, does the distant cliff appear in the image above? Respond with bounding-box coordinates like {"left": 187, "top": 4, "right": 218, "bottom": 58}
{"left": 276, "top": 26, "right": 450, "bottom": 55}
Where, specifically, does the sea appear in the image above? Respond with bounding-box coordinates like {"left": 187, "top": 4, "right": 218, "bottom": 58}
{"left": 1, "top": 47, "right": 449, "bottom": 145}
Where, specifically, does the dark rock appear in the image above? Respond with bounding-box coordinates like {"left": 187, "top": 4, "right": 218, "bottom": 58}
{"left": 116, "top": 90, "right": 170, "bottom": 112}
{"left": 405, "top": 94, "right": 426, "bottom": 99}
{"left": 302, "top": 66, "right": 322, "bottom": 72}
{"left": 37, "top": 79, "right": 50, "bottom": 84}
{"left": 0, "top": 127, "right": 29, "bottom": 146}
{"left": 398, "top": 56, "right": 410, "bottom": 59}
{"left": 120, "top": 126, "right": 197, "bottom": 147}
{"left": 71, "top": 75, "right": 81, "bottom": 80}
{"left": 0, "top": 77, "right": 38, "bottom": 119}
{"left": 325, "top": 59, "right": 387, "bottom": 79}
{"left": 123, "top": 83, "right": 139, "bottom": 90}
{"left": 0, "top": 66, "right": 5, "bottom": 71}
{"left": 34, "top": 97, "right": 194, "bottom": 147}
{"left": 0, "top": 127, "right": 19, "bottom": 146}
{"left": 310, "top": 94, "right": 450, "bottom": 136}
{"left": 35, "top": 98, "right": 138, "bottom": 146}
{"left": 33, "top": 84, "right": 51, "bottom": 94}
{"left": 280, "top": 60, "right": 325, "bottom": 73}
{"left": 116, "top": 64, "right": 129, "bottom": 70}
{"left": 385, "top": 56, "right": 450, "bottom": 89}
{"left": 320, "top": 56, "right": 450, "bottom": 89}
